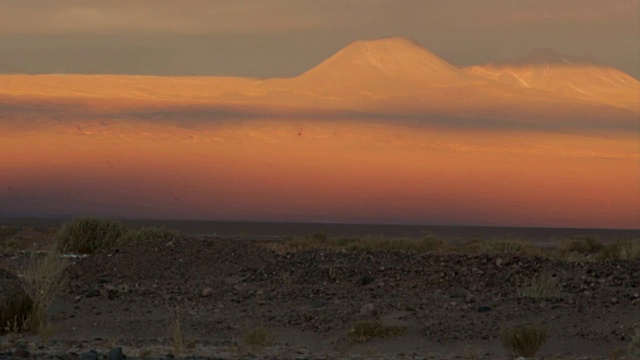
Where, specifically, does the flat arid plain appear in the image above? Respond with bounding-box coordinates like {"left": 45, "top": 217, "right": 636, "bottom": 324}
{"left": 1, "top": 220, "right": 640, "bottom": 359}
{"left": 1, "top": 36, "right": 640, "bottom": 359}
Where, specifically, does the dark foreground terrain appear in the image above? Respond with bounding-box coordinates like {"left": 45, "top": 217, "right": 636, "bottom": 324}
{"left": 1, "top": 229, "right": 639, "bottom": 359}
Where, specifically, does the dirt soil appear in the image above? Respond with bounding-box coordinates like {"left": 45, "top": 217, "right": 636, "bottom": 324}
{"left": 1, "top": 233, "right": 639, "bottom": 359}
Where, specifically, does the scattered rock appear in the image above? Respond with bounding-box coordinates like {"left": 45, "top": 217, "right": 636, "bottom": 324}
{"left": 358, "top": 275, "right": 374, "bottom": 286}
{"left": 108, "top": 347, "right": 126, "bottom": 360}
{"left": 360, "top": 303, "right": 376, "bottom": 316}
{"left": 311, "top": 299, "right": 328, "bottom": 308}
{"left": 85, "top": 289, "right": 101, "bottom": 298}
{"left": 79, "top": 350, "right": 99, "bottom": 360}
{"left": 201, "top": 287, "right": 213, "bottom": 297}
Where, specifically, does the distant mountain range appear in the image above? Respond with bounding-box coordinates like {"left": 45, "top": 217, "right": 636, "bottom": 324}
{"left": 0, "top": 37, "right": 638, "bottom": 129}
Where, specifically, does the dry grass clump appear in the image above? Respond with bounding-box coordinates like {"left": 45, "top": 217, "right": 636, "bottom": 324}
{"left": 56, "top": 217, "right": 127, "bottom": 254}
{"left": 517, "top": 272, "right": 562, "bottom": 299}
{"left": 243, "top": 326, "right": 273, "bottom": 352}
{"left": 0, "top": 226, "right": 18, "bottom": 240}
{"left": 23, "top": 249, "right": 68, "bottom": 334}
{"left": 170, "top": 306, "right": 185, "bottom": 355}
{"left": 629, "top": 328, "right": 640, "bottom": 359}
{"left": 1, "top": 247, "right": 67, "bottom": 336}
{"left": 349, "top": 321, "right": 407, "bottom": 342}
{"left": 265, "top": 234, "right": 444, "bottom": 254}
{"left": 500, "top": 325, "right": 547, "bottom": 357}
{"left": 562, "top": 236, "right": 605, "bottom": 255}
{"left": 0, "top": 292, "right": 32, "bottom": 334}
{"left": 479, "top": 240, "right": 534, "bottom": 255}
{"left": 120, "top": 226, "right": 177, "bottom": 243}
{"left": 600, "top": 240, "right": 640, "bottom": 261}
{"left": 57, "top": 218, "right": 181, "bottom": 254}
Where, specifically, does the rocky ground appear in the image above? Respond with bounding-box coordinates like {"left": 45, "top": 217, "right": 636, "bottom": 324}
{"left": 1, "top": 230, "right": 639, "bottom": 359}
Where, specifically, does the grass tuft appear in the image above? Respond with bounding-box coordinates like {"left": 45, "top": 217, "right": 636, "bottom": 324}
{"left": 56, "top": 217, "right": 127, "bottom": 254}
{"left": 349, "top": 321, "right": 407, "bottom": 342}
{"left": 500, "top": 325, "right": 547, "bottom": 357}
{"left": 170, "top": 306, "right": 185, "bottom": 356}
{"left": 563, "top": 236, "right": 605, "bottom": 255}
{"left": 23, "top": 248, "right": 68, "bottom": 334}
{"left": 0, "top": 292, "right": 32, "bottom": 334}
{"left": 517, "top": 272, "right": 562, "bottom": 299}
{"left": 120, "top": 226, "right": 177, "bottom": 243}
{"left": 243, "top": 326, "right": 273, "bottom": 353}
{"left": 600, "top": 240, "right": 640, "bottom": 261}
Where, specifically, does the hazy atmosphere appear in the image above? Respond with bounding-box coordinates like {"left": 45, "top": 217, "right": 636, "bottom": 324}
{"left": 1, "top": 1, "right": 639, "bottom": 229}
{"left": 0, "top": 0, "right": 638, "bottom": 78}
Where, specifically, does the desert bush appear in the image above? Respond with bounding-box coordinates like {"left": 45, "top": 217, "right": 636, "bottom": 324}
{"left": 630, "top": 328, "right": 640, "bottom": 359}
{"left": 563, "top": 236, "right": 605, "bottom": 254}
{"left": 24, "top": 248, "right": 68, "bottom": 333}
{"left": 517, "top": 272, "right": 562, "bottom": 299}
{"left": 600, "top": 240, "right": 640, "bottom": 261}
{"left": 120, "top": 226, "right": 177, "bottom": 243}
{"left": 243, "top": 326, "right": 273, "bottom": 352}
{"left": 0, "top": 227, "right": 18, "bottom": 241}
{"left": 0, "top": 292, "right": 32, "bottom": 334}
{"left": 500, "top": 325, "right": 547, "bottom": 357}
{"left": 56, "top": 217, "right": 127, "bottom": 254}
{"left": 170, "top": 306, "right": 185, "bottom": 355}
{"left": 349, "top": 321, "right": 407, "bottom": 342}
{"left": 481, "top": 240, "right": 533, "bottom": 255}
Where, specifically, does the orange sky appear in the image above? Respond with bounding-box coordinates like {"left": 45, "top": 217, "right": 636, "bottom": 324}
{"left": 1, "top": 120, "right": 638, "bottom": 228}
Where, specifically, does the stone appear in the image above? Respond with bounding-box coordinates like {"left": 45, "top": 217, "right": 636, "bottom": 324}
{"left": 108, "top": 347, "right": 126, "bottom": 360}
{"left": 201, "top": 287, "right": 213, "bottom": 297}
{"left": 477, "top": 306, "right": 491, "bottom": 313}
{"left": 85, "top": 289, "right": 101, "bottom": 298}
{"left": 311, "top": 299, "right": 328, "bottom": 308}
{"left": 360, "top": 303, "right": 376, "bottom": 316}
{"left": 79, "top": 350, "right": 99, "bottom": 360}
{"left": 359, "top": 275, "right": 374, "bottom": 286}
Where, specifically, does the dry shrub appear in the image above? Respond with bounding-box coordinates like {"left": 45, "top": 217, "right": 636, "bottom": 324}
{"left": 0, "top": 292, "right": 32, "bottom": 334}
{"left": 264, "top": 235, "right": 444, "bottom": 254}
{"left": 243, "top": 326, "right": 273, "bottom": 352}
{"left": 120, "top": 226, "right": 177, "bottom": 243}
{"left": 481, "top": 240, "right": 533, "bottom": 255}
{"left": 630, "top": 328, "right": 640, "bottom": 359}
{"left": 500, "top": 325, "right": 547, "bottom": 357}
{"left": 56, "top": 218, "right": 127, "bottom": 254}
{"left": 349, "top": 321, "right": 407, "bottom": 342}
{"left": 563, "top": 236, "right": 605, "bottom": 254}
{"left": 600, "top": 240, "right": 640, "bottom": 261}
{"left": 170, "top": 306, "right": 185, "bottom": 355}
{"left": 24, "top": 249, "right": 68, "bottom": 334}
{"left": 517, "top": 272, "right": 562, "bottom": 299}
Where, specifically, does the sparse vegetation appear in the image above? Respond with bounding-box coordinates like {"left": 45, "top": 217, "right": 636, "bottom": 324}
{"left": 349, "top": 321, "right": 407, "bottom": 342}
{"left": 243, "top": 326, "right": 273, "bottom": 352}
{"left": 500, "top": 325, "right": 547, "bottom": 357}
{"left": 517, "top": 272, "right": 562, "bottom": 299}
{"left": 23, "top": 248, "right": 68, "bottom": 334}
{"left": 56, "top": 218, "right": 180, "bottom": 254}
{"left": 170, "top": 306, "right": 185, "bottom": 356}
{"left": 0, "top": 292, "right": 32, "bottom": 334}
{"left": 563, "top": 236, "right": 605, "bottom": 255}
{"left": 630, "top": 328, "right": 640, "bottom": 359}
{"left": 56, "top": 217, "right": 127, "bottom": 254}
{"left": 479, "top": 240, "right": 534, "bottom": 255}
{"left": 600, "top": 240, "right": 640, "bottom": 261}
{"left": 265, "top": 234, "right": 444, "bottom": 254}
{"left": 120, "top": 226, "right": 177, "bottom": 243}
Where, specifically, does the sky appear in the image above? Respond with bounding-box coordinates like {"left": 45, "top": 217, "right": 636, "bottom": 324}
{"left": 0, "top": 0, "right": 638, "bottom": 78}
{"left": 1, "top": 1, "right": 639, "bottom": 229}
